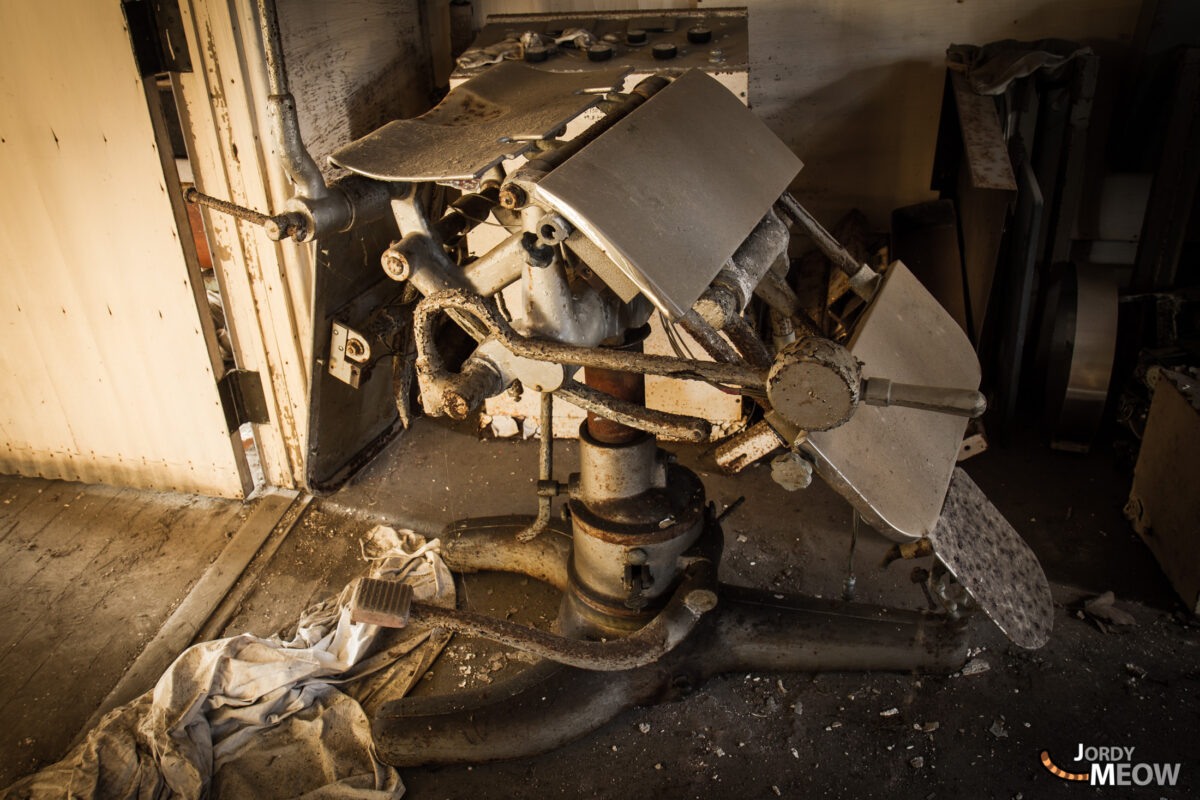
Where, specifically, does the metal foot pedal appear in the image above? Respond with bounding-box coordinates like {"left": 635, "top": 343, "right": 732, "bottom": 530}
{"left": 351, "top": 577, "right": 414, "bottom": 627}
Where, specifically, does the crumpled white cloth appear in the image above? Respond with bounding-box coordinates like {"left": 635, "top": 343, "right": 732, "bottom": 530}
{"left": 2, "top": 527, "right": 454, "bottom": 800}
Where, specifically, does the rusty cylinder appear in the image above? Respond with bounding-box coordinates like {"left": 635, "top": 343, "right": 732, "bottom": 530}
{"left": 583, "top": 340, "right": 646, "bottom": 444}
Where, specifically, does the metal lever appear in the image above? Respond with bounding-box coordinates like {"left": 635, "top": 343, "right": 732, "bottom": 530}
{"left": 861, "top": 378, "right": 987, "bottom": 419}
{"left": 776, "top": 192, "right": 880, "bottom": 300}
{"left": 184, "top": 187, "right": 309, "bottom": 242}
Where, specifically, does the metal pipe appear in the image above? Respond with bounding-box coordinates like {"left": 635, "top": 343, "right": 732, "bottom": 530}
{"left": 555, "top": 380, "right": 712, "bottom": 443}
{"left": 373, "top": 585, "right": 968, "bottom": 766}
{"left": 461, "top": 231, "right": 526, "bottom": 295}
{"left": 256, "top": 0, "right": 329, "bottom": 200}
{"left": 407, "top": 560, "right": 717, "bottom": 671}
{"left": 441, "top": 517, "right": 571, "bottom": 591}
{"left": 413, "top": 289, "right": 766, "bottom": 395}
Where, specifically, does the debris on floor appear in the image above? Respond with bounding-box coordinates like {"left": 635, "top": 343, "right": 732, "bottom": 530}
{"left": 2, "top": 527, "right": 452, "bottom": 800}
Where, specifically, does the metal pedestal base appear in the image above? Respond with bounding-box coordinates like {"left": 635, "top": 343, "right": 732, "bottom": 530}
{"left": 372, "top": 517, "right": 968, "bottom": 766}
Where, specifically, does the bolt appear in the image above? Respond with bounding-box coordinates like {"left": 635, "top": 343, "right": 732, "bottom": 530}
{"left": 345, "top": 338, "right": 366, "bottom": 359}
{"left": 381, "top": 248, "right": 410, "bottom": 281}
{"left": 684, "top": 589, "right": 718, "bottom": 614}
{"left": 499, "top": 185, "right": 527, "bottom": 209}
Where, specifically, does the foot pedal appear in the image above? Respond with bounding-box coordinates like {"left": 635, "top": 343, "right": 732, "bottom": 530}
{"left": 350, "top": 577, "right": 414, "bottom": 627}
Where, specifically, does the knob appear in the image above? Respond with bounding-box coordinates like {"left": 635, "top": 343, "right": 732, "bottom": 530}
{"left": 652, "top": 42, "right": 677, "bottom": 60}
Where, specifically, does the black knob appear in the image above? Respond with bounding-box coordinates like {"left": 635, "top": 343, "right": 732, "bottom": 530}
{"left": 524, "top": 45, "right": 549, "bottom": 63}
{"left": 687, "top": 26, "right": 712, "bottom": 44}
{"left": 626, "top": 28, "right": 647, "bottom": 45}
{"left": 587, "top": 43, "right": 614, "bottom": 62}
{"left": 652, "top": 42, "right": 677, "bottom": 60}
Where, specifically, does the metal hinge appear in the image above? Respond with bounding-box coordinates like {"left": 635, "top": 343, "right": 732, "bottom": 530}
{"left": 218, "top": 369, "right": 270, "bottom": 431}
{"left": 121, "top": 0, "right": 192, "bottom": 76}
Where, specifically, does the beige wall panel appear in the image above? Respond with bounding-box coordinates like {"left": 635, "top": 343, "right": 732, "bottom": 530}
{"left": 0, "top": 1, "right": 244, "bottom": 497}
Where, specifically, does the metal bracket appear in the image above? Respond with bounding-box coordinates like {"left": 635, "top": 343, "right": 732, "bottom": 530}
{"left": 121, "top": 0, "right": 192, "bottom": 76}
{"left": 329, "top": 321, "right": 372, "bottom": 388}
{"left": 217, "top": 369, "right": 269, "bottom": 430}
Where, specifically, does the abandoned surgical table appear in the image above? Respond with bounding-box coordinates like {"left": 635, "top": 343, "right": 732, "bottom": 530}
{"left": 189, "top": 11, "right": 1052, "bottom": 765}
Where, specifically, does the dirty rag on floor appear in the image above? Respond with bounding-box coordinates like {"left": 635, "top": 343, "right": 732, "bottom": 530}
{"left": 2, "top": 527, "right": 454, "bottom": 800}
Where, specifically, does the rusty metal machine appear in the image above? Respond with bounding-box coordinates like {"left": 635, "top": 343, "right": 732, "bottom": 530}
{"left": 191, "top": 3, "right": 1053, "bottom": 765}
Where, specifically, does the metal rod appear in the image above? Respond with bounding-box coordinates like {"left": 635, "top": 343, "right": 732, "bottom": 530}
{"left": 861, "top": 378, "right": 988, "bottom": 418}
{"left": 678, "top": 310, "right": 743, "bottom": 364}
{"left": 776, "top": 193, "right": 862, "bottom": 278}
{"left": 515, "top": 392, "right": 555, "bottom": 542}
{"left": 184, "top": 187, "right": 270, "bottom": 226}
{"left": 413, "top": 290, "right": 767, "bottom": 395}
{"left": 555, "top": 380, "right": 712, "bottom": 442}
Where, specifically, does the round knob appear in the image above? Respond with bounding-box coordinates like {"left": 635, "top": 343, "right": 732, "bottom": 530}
{"left": 587, "top": 43, "right": 614, "bottom": 62}
{"left": 687, "top": 26, "right": 712, "bottom": 44}
{"left": 766, "top": 338, "right": 863, "bottom": 432}
{"left": 523, "top": 45, "right": 549, "bottom": 63}
{"left": 626, "top": 28, "right": 647, "bottom": 45}
{"left": 651, "top": 42, "right": 677, "bottom": 60}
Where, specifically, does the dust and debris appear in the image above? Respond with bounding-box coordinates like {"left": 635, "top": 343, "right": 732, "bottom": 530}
{"left": 959, "top": 657, "right": 991, "bottom": 676}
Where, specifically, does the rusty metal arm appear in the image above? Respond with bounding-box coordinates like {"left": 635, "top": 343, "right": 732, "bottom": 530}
{"left": 776, "top": 193, "right": 879, "bottom": 299}
{"left": 555, "top": 380, "right": 713, "bottom": 442}
{"left": 408, "top": 561, "right": 718, "bottom": 671}
{"left": 413, "top": 289, "right": 768, "bottom": 396}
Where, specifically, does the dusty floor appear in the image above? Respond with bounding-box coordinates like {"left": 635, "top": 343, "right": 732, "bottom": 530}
{"left": 1, "top": 418, "right": 1197, "bottom": 797}
{"left": 0, "top": 479, "right": 247, "bottom": 787}
{"left": 242, "top": 420, "right": 1198, "bottom": 799}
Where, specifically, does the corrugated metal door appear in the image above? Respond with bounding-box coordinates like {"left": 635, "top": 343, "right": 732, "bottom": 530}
{"left": 0, "top": 1, "right": 250, "bottom": 497}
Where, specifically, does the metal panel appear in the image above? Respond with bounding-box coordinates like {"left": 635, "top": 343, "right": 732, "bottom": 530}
{"left": 803, "top": 262, "right": 980, "bottom": 541}
{"left": 0, "top": 1, "right": 245, "bottom": 497}
{"left": 929, "top": 467, "right": 1053, "bottom": 649}
{"left": 330, "top": 62, "right": 628, "bottom": 181}
{"left": 534, "top": 69, "right": 803, "bottom": 319}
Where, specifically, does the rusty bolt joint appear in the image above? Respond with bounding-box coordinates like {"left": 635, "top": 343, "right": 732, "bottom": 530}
{"left": 499, "top": 184, "right": 527, "bottom": 210}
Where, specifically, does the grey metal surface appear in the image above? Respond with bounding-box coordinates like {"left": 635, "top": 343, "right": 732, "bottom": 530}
{"left": 804, "top": 262, "right": 980, "bottom": 542}
{"left": 329, "top": 62, "right": 628, "bottom": 181}
{"left": 451, "top": 9, "right": 749, "bottom": 82}
{"left": 534, "top": 69, "right": 803, "bottom": 319}
{"left": 928, "top": 467, "right": 1053, "bottom": 649}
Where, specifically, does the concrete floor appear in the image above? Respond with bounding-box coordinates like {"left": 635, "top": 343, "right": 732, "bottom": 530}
{"left": 0, "top": 479, "right": 247, "bottom": 786}
{"left": 1, "top": 418, "right": 1197, "bottom": 797}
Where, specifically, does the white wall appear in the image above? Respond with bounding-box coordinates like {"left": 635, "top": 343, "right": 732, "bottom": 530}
{"left": 0, "top": 1, "right": 247, "bottom": 496}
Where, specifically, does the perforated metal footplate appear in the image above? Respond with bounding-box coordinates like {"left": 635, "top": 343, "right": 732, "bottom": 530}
{"left": 928, "top": 467, "right": 1053, "bottom": 649}
{"left": 351, "top": 578, "right": 414, "bottom": 628}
